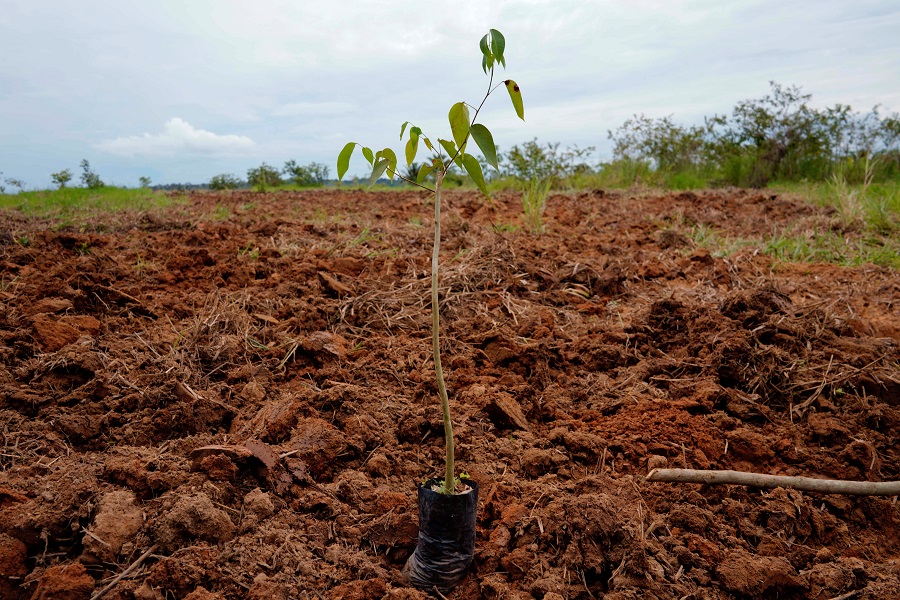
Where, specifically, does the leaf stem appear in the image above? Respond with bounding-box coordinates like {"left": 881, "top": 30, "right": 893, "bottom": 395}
{"left": 386, "top": 168, "right": 436, "bottom": 193}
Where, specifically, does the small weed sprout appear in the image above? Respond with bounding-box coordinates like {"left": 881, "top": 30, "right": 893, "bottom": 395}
{"left": 492, "top": 222, "right": 518, "bottom": 234}
{"left": 830, "top": 153, "right": 877, "bottom": 228}
{"left": 210, "top": 204, "right": 231, "bottom": 221}
{"left": 521, "top": 175, "right": 553, "bottom": 233}
{"left": 0, "top": 274, "right": 20, "bottom": 292}
{"left": 238, "top": 244, "right": 260, "bottom": 261}
{"left": 337, "top": 29, "right": 524, "bottom": 493}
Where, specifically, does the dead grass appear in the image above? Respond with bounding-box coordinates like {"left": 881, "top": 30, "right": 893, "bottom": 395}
{"left": 339, "top": 237, "right": 525, "bottom": 335}
{"left": 167, "top": 290, "right": 284, "bottom": 382}
{"left": 0, "top": 410, "right": 71, "bottom": 470}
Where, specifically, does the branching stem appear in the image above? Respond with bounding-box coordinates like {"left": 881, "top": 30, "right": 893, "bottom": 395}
{"left": 386, "top": 168, "right": 435, "bottom": 193}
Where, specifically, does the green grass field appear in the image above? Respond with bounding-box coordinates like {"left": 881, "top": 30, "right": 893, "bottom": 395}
{"left": 0, "top": 187, "right": 184, "bottom": 228}
{"left": 766, "top": 180, "right": 900, "bottom": 268}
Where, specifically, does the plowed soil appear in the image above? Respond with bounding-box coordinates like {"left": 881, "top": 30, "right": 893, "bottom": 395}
{"left": 0, "top": 188, "right": 898, "bottom": 600}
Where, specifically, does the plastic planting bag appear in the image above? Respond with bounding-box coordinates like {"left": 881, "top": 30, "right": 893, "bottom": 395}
{"left": 403, "top": 479, "right": 479, "bottom": 592}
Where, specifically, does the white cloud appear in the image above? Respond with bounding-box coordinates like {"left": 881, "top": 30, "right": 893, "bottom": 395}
{"left": 97, "top": 118, "right": 256, "bottom": 157}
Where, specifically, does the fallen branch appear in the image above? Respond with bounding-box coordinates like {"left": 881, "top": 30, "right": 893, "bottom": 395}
{"left": 646, "top": 469, "right": 900, "bottom": 497}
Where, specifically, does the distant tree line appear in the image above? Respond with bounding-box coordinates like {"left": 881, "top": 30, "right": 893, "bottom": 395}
{"left": 477, "top": 82, "right": 899, "bottom": 191}
{"left": 606, "top": 81, "right": 900, "bottom": 188}
{"left": 1, "top": 158, "right": 328, "bottom": 194}
{"left": 152, "top": 182, "right": 207, "bottom": 191}
{"left": 209, "top": 160, "right": 330, "bottom": 191}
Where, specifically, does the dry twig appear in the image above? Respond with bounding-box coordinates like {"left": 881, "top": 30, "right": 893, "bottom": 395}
{"left": 90, "top": 544, "right": 159, "bottom": 600}
{"left": 647, "top": 468, "right": 900, "bottom": 496}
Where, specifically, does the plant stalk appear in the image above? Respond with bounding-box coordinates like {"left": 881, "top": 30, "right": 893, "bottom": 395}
{"left": 431, "top": 171, "right": 454, "bottom": 493}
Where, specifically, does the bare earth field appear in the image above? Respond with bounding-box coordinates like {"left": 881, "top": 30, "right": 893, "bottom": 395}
{"left": 0, "top": 188, "right": 898, "bottom": 599}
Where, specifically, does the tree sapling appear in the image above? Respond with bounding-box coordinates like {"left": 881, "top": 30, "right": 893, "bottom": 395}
{"left": 80, "top": 159, "right": 105, "bottom": 189}
{"left": 51, "top": 169, "right": 73, "bottom": 189}
{"left": 337, "top": 28, "right": 524, "bottom": 592}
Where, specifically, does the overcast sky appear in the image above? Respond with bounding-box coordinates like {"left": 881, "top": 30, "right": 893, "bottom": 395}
{"left": 1, "top": 0, "right": 898, "bottom": 188}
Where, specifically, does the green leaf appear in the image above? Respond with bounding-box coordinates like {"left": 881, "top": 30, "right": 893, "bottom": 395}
{"left": 505, "top": 80, "right": 525, "bottom": 121}
{"left": 448, "top": 102, "right": 470, "bottom": 151}
{"left": 369, "top": 159, "right": 389, "bottom": 186}
{"left": 479, "top": 34, "right": 490, "bottom": 58}
{"left": 490, "top": 29, "right": 506, "bottom": 68}
{"left": 361, "top": 146, "right": 374, "bottom": 165}
{"left": 337, "top": 142, "right": 356, "bottom": 181}
{"left": 470, "top": 124, "right": 499, "bottom": 171}
{"left": 462, "top": 153, "right": 489, "bottom": 198}
{"left": 381, "top": 148, "right": 398, "bottom": 180}
{"left": 405, "top": 135, "right": 419, "bottom": 167}
{"left": 479, "top": 34, "right": 493, "bottom": 74}
{"left": 438, "top": 138, "right": 457, "bottom": 162}
{"left": 417, "top": 161, "right": 434, "bottom": 184}
{"left": 410, "top": 129, "right": 421, "bottom": 157}
{"left": 423, "top": 137, "right": 434, "bottom": 152}
{"left": 438, "top": 137, "right": 466, "bottom": 169}
{"left": 400, "top": 122, "right": 410, "bottom": 140}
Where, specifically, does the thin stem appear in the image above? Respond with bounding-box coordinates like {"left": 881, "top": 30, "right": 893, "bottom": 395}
{"left": 428, "top": 66, "right": 503, "bottom": 493}
{"left": 431, "top": 171, "right": 454, "bottom": 493}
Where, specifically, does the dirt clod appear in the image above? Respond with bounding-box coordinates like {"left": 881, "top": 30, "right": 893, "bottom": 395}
{"left": 717, "top": 549, "right": 807, "bottom": 596}
{"left": 31, "top": 314, "right": 82, "bottom": 351}
{"left": 154, "top": 493, "right": 236, "bottom": 551}
{"left": 183, "top": 587, "right": 226, "bottom": 600}
{"left": 30, "top": 562, "right": 94, "bottom": 600}
{"left": 647, "top": 454, "right": 668, "bottom": 470}
{"left": 0, "top": 533, "right": 27, "bottom": 598}
{"left": 81, "top": 490, "right": 143, "bottom": 563}
{"left": 243, "top": 487, "right": 274, "bottom": 519}
{"left": 485, "top": 392, "right": 530, "bottom": 431}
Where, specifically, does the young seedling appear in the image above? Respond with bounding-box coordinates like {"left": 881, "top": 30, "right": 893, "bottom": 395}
{"left": 337, "top": 29, "right": 524, "bottom": 494}
{"left": 522, "top": 175, "right": 553, "bottom": 233}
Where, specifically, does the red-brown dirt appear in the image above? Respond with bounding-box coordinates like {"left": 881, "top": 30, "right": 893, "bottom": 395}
{"left": 0, "top": 188, "right": 898, "bottom": 599}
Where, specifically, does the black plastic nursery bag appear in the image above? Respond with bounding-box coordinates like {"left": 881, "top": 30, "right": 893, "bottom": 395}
{"left": 402, "top": 479, "right": 479, "bottom": 593}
